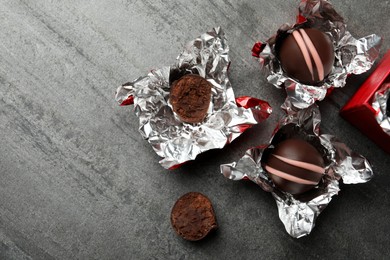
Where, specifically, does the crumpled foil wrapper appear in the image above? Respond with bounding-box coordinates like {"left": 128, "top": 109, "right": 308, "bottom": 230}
{"left": 252, "top": 0, "right": 382, "bottom": 109}
{"left": 220, "top": 105, "right": 373, "bottom": 238}
{"left": 372, "top": 83, "right": 390, "bottom": 135}
{"left": 115, "top": 27, "right": 272, "bottom": 169}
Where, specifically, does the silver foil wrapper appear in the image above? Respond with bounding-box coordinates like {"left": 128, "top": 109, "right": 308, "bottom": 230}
{"left": 220, "top": 105, "right": 373, "bottom": 238}
{"left": 252, "top": 0, "right": 382, "bottom": 109}
{"left": 372, "top": 83, "right": 390, "bottom": 135}
{"left": 115, "top": 27, "right": 272, "bottom": 169}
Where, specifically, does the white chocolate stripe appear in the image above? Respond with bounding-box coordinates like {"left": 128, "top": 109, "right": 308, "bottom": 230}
{"left": 299, "top": 29, "right": 325, "bottom": 81}
{"left": 292, "top": 30, "right": 314, "bottom": 81}
{"left": 264, "top": 165, "right": 319, "bottom": 185}
{"left": 273, "top": 154, "right": 324, "bottom": 174}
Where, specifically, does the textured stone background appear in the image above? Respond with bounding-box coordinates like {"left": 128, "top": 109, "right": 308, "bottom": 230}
{"left": 1, "top": 0, "right": 389, "bottom": 259}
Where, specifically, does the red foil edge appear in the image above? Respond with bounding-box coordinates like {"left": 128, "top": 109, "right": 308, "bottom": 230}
{"left": 325, "top": 87, "right": 334, "bottom": 96}
{"left": 296, "top": 14, "right": 307, "bottom": 24}
{"left": 120, "top": 96, "right": 134, "bottom": 106}
{"left": 169, "top": 161, "right": 189, "bottom": 170}
{"left": 252, "top": 42, "right": 265, "bottom": 58}
{"left": 236, "top": 96, "right": 272, "bottom": 124}
{"left": 236, "top": 96, "right": 268, "bottom": 109}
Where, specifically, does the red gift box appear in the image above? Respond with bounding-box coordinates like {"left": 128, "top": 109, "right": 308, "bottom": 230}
{"left": 340, "top": 50, "right": 390, "bottom": 153}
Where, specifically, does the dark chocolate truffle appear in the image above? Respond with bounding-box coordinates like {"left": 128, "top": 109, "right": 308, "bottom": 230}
{"left": 171, "top": 192, "right": 217, "bottom": 241}
{"left": 170, "top": 74, "right": 212, "bottom": 124}
{"left": 264, "top": 139, "right": 325, "bottom": 195}
{"left": 279, "top": 28, "right": 335, "bottom": 85}
{"left": 386, "top": 94, "right": 390, "bottom": 116}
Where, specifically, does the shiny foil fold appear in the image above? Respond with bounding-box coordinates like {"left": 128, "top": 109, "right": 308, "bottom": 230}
{"left": 252, "top": 0, "right": 382, "bottom": 109}
{"left": 115, "top": 27, "right": 272, "bottom": 169}
{"left": 372, "top": 83, "right": 390, "bottom": 135}
{"left": 220, "top": 105, "right": 373, "bottom": 238}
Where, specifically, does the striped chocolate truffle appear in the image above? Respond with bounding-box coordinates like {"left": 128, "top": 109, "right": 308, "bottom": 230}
{"left": 264, "top": 139, "right": 325, "bottom": 195}
{"left": 279, "top": 28, "right": 335, "bottom": 85}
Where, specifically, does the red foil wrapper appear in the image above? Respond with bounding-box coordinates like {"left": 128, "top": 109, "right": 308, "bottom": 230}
{"left": 221, "top": 105, "right": 373, "bottom": 238}
{"left": 253, "top": 0, "right": 382, "bottom": 109}
{"left": 115, "top": 28, "right": 272, "bottom": 169}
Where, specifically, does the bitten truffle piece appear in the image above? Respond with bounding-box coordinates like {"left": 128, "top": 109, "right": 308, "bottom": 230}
{"left": 170, "top": 74, "right": 212, "bottom": 123}
{"left": 278, "top": 28, "right": 335, "bottom": 85}
{"left": 264, "top": 139, "right": 325, "bottom": 195}
{"left": 171, "top": 192, "right": 217, "bottom": 241}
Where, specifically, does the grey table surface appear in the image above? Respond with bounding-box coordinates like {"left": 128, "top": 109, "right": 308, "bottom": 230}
{"left": 1, "top": 0, "right": 390, "bottom": 259}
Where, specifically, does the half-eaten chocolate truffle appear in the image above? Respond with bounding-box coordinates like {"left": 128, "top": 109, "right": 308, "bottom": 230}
{"left": 171, "top": 192, "right": 217, "bottom": 241}
{"left": 170, "top": 74, "right": 212, "bottom": 124}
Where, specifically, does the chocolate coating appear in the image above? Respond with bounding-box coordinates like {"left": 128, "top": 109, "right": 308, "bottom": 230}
{"left": 170, "top": 74, "right": 212, "bottom": 124}
{"left": 279, "top": 28, "right": 335, "bottom": 85}
{"left": 171, "top": 192, "right": 217, "bottom": 241}
{"left": 264, "top": 139, "right": 325, "bottom": 195}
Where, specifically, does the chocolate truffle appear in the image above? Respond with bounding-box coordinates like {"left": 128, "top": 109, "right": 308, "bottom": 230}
{"left": 278, "top": 28, "right": 335, "bottom": 85}
{"left": 387, "top": 94, "right": 390, "bottom": 116}
{"left": 264, "top": 139, "right": 325, "bottom": 195}
{"left": 171, "top": 192, "right": 217, "bottom": 241}
{"left": 170, "top": 74, "right": 212, "bottom": 124}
